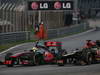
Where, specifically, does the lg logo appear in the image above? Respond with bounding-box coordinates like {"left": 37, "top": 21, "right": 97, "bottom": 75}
{"left": 54, "top": 2, "right": 71, "bottom": 9}
{"left": 31, "top": 2, "right": 48, "bottom": 9}
{"left": 40, "top": 3, "right": 48, "bottom": 9}
{"left": 62, "top": 3, "right": 71, "bottom": 9}
{"left": 29, "top": 1, "right": 73, "bottom": 10}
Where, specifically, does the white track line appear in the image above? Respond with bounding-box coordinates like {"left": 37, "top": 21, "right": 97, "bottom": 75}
{"left": 66, "top": 28, "right": 96, "bottom": 39}
{"left": 0, "top": 44, "right": 26, "bottom": 55}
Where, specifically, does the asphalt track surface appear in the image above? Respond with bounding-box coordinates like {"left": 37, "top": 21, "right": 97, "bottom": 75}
{"left": 0, "top": 29, "right": 100, "bottom": 75}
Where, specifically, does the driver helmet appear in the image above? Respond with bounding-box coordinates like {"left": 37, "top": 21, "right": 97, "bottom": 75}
{"left": 32, "top": 47, "right": 38, "bottom": 52}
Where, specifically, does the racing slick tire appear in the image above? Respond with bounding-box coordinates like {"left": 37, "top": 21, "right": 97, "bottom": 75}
{"left": 5, "top": 53, "right": 14, "bottom": 67}
{"left": 79, "top": 60, "right": 87, "bottom": 65}
{"left": 85, "top": 54, "right": 93, "bottom": 65}
{"left": 34, "top": 54, "right": 44, "bottom": 65}
{"left": 6, "top": 64, "right": 14, "bottom": 67}
{"left": 73, "top": 59, "right": 87, "bottom": 65}
{"left": 5, "top": 53, "right": 13, "bottom": 60}
{"left": 57, "top": 63, "right": 64, "bottom": 66}
{"left": 81, "top": 53, "right": 93, "bottom": 65}
{"left": 34, "top": 56, "right": 40, "bottom": 65}
{"left": 75, "top": 52, "right": 94, "bottom": 65}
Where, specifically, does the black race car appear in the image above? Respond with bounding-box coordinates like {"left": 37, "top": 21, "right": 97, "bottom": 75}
{"left": 57, "top": 40, "right": 100, "bottom": 66}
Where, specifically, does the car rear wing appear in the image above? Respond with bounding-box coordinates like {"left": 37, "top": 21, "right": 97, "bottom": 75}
{"left": 45, "top": 41, "right": 62, "bottom": 50}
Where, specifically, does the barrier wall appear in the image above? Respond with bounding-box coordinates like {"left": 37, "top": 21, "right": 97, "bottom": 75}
{"left": 0, "top": 23, "right": 90, "bottom": 45}
{"left": 47, "top": 23, "right": 90, "bottom": 39}
{"left": 0, "top": 31, "right": 30, "bottom": 44}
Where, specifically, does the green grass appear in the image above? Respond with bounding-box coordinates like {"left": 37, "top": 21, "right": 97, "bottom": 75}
{"left": 0, "top": 40, "right": 36, "bottom": 52}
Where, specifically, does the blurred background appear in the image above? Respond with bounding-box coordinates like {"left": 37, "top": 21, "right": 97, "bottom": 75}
{"left": 0, "top": 0, "right": 100, "bottom": 45}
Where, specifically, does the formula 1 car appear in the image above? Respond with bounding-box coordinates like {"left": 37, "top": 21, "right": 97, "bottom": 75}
{"left": 57, "top": 40, "right": 100, "bottom": 66}
{"left": 4, "top": 41, "right": 66, "bottom": 67}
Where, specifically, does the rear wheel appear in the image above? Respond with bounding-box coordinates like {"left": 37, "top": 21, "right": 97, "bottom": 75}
{"left": 79, "top": 60, "right": 87, "bottom": 65}
{"left": 81, "top": 53, "right": 93, "bottom": 65}
{"left": 86, "top": 54, "right": 93, "bottom": 65}
{"left": 73, "top": 59, "right": 87, "bottom": 65}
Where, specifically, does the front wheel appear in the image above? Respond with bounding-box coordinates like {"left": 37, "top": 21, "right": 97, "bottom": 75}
{"left": 6, "top": 64, "right": 14, "bottom": 67}
{"left": 5, "top": 53, "right": 13, "bottom": 60}
{"left": 34, "top": 54, "right": 44, "bottom": 65}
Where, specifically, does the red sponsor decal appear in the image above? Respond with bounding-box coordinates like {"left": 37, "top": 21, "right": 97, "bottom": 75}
{"left": 5, "top": 60, "right": 12, "bottom": 64}
{"left": 57, "top": 60, "right": 63, "bottom": 63}
{"left": 45, "top": 41, "right": 61, "bottom": 46}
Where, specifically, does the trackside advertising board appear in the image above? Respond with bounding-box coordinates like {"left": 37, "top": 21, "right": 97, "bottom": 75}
{"left": 28, "top": 1, "right": 73, "bottom": 10}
